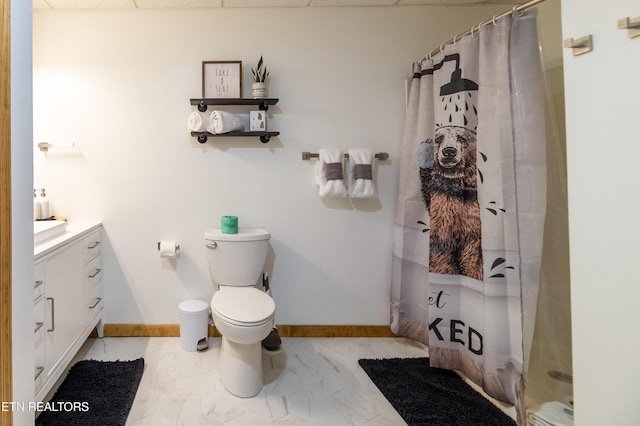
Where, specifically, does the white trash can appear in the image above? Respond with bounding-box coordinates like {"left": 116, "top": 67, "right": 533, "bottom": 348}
{"left": 178, "top": 299, "right": 209, "bottom": 352}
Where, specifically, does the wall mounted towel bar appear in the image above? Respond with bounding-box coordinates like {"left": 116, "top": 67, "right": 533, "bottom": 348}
{"left": 301, "top": 152, "right": 389, "bottom": 161}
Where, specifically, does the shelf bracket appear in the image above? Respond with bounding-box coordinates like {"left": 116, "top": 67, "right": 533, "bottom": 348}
{"left": 197, "top": 133, "right": 208, "bottom": 144}
{"left": 259, "top": 100, "right": 270, "bottom": 111}
{"left": 197, "top": 100, "right": 208, "bottom": 112}
{"left": 260, "top": 134, "right": 271, "bottom": 144}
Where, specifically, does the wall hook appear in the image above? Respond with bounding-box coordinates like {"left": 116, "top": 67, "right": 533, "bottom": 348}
{"left": 563, "top": 35, "right": 593, "bottom": 56}
{"left": 618, "top": 16, "right": 640, "bottom": 39}
{"left": 37, "top": 142, "right": 75, "bottom": 152}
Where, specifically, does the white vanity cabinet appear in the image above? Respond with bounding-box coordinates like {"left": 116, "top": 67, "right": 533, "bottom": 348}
{"left": 33, "top": 223, "right": 103, "bottom": 402}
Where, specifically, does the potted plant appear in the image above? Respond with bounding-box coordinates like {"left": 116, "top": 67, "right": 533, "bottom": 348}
{"left": 251, "top": 56, "right": 269, "bottom": 99}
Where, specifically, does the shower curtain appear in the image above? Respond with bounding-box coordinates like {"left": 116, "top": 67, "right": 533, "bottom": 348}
{"left": 391, "top": 10, "right": 545, "bottom": 423}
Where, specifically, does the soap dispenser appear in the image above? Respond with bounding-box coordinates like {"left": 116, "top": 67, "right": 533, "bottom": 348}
{"left": 33, "top": 189, "right": 41, "bottom": 221}
{"left": 40, "top": 188, "right": 50, "bottom": 219}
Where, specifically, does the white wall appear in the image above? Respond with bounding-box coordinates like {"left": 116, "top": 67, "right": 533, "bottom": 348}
{"left": 562, "top": 0, "right": 640, "bottom": 423}
{"left": 12, "top": 0, "right": 34, "bottom": 424}
{"left": 33, "top": 5, "right": 510, "bottom": 326}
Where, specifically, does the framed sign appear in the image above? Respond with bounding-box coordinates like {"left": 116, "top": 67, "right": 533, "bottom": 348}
{"left": 202, "top": 61, "right": 242, "bottom": 99}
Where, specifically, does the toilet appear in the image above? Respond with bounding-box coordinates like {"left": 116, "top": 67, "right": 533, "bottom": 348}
{"left": 204, "top": 228, "right": 275, "bottom": 398}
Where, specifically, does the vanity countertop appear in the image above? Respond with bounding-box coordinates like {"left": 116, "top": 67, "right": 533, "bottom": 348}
{"left": 35, "top": 221, "right": 102, "bottom": 259}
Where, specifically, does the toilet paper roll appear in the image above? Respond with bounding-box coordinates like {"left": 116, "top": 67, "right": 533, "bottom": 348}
{"left": 159, "top": 241, "right": 178, "bottom": 258}
{"left": 221, "top": 216, "right": 238, "bottom": 234}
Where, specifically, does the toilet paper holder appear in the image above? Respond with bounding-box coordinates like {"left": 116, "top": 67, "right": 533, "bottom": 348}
{"left": 157, "top": 241, "right": 180, "bottom": 251}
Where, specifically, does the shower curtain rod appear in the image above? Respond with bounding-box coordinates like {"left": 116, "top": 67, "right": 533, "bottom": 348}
{"left": 424, "top": 0, "right": 547, "bottom": 60}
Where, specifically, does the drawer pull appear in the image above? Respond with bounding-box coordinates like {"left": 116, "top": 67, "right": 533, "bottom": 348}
{"left": 46, "top": 297, "right": 55, "bottom": 332}
{"left": 34, "top": 366, "right": 44, "bottom": 381}
{"left": 34, "top": 322, "right": 44, "bottom": 333}
{"left": 88, "top": 268, "right": 102, "bottom": 278}
{"left": 34, "top": 280, "right": 44, "bottom": 289}
{"left": 89, "top": 298, "right": 102, "bottom": 309}
{"left": 88, "top": 241, "right": 101, "bottom": 249}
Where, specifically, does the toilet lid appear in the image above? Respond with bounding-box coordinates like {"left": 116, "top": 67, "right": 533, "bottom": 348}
{"left": 212, "top": 287, "right": 275, "bottom": 325}
{"left": 204, "top": 228, "right": 270, "bottom": 242}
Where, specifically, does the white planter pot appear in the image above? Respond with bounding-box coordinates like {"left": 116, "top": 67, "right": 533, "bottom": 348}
{"left": 251, "top": 82, "right": 268, "bottom": 99}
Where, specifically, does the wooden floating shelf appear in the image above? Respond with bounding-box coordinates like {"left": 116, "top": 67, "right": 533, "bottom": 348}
{"left": 191, "top": 131, "right": 280, "bottom": 144}
{"left": 189, "top": 98, "right": 280, "bottom": 143}
{"left": 190, "top": 98, "right": 279, "bottom": 111}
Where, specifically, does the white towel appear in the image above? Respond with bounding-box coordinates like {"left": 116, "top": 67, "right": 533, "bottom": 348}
{"left": 187, "top": 111, "right": 209, "bottom": 132}
{"left": 315, "top": 149, "right": 348, "bottom": 198}
{"left": 207, "top": 110, "right": 245, "bottom": 134}
{"left": 348, "top": 149, "right": 376, "bottom": 198}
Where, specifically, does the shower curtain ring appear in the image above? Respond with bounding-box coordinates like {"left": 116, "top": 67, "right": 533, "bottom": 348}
{"left": 512, "top": 6, "right": 524, "bottom": 17}
{"left": 492, "top": 14, "right": 498, "bottom": 26}
{"left": 453, "top": 34, "right": 459, "bottom": 46}
{"left": 471, "top": 25, "right": 475, "bottom": 38}
{"left": 439, "top": 43, "right": 445, "bottom": 53}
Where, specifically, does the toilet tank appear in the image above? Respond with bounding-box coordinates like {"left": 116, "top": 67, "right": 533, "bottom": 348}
{"left": 204, "top": 228, "right": 270, "bottom": 286}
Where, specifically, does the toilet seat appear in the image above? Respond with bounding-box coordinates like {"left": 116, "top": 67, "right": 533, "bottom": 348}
{"left": 212, "top": 287, "right": 275, "bottom": 327}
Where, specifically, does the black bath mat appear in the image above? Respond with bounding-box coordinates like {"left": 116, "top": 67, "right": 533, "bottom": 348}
{"left": 358, "top": 357, "right": 515, "bottom": 426}
{"left": 36, "top": 358, "right": 144, "bottom": 426}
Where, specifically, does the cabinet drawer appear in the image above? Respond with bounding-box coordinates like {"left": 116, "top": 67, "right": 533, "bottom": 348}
{"left": 85, "top": 290, "right": 103, "bottom": 322}
{"left": 33, "top": 296, "right": 45, "bottom": 335}
{"left": 84, "top": 256, "right": 103, "bottom": 322}
{"left": 34, "top": 349, "right": 46, "bottom": 394}
{"left": 33, "top": 261, "right": 45, "bottom": 301}
{"left": 34, "top": 298, "right": 46, "bottom": 394}
{"left": 83, "top": 229, "right": 102, "bottom": 262}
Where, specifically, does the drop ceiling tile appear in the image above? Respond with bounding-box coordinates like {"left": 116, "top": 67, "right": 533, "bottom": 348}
{"left": 222, "top": 0, "right": 310, "bottom": 6}
{"left": 135, "top": 0, "right": 222, "bottom": 7}
{"left": 33, "top": 0, "right": 52, "bottom": 9}
{"left": 397, "top": 0, "right": 483, "bottom": 4}
{"left": 45, "top": 0, "right": 136, "bottom": 8}
{"left": 33, "top": 0, "right": 520, "bottom": 10}
{"left": 310, "top": 0, "right": 398, "bottom": 6}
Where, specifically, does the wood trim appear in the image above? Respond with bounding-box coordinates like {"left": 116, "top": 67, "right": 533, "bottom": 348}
{"left": 102, "top": 324, "right": 395, "bottom": 338}
{"left": 276, "top": 325, "right": 396, "bottom": 338}
{"left": 103, "top": 324, "right": 181, "bottom": 337}
{"left": 102, "top": 324, "right": 221, "bottom": 337}
{"left": 0, "top": 0, "right": 12, "bottom": 424}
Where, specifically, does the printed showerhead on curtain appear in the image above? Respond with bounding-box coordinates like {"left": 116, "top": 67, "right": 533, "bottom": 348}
{"left": 437, "top": 53, "right": 479, "bottom": 130}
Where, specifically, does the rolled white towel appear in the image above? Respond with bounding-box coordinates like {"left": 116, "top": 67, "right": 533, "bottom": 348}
{"left": 348, "top": 149, "right": 376, "bottom": 198}
{"left": 187, "top": 111, "right": 209, "bottom": 132}
{"left": 207, "top": 110, "right": 245, "bottom": 134}
{"left": 315, "top": 149, "right": 348, "bottom": 198}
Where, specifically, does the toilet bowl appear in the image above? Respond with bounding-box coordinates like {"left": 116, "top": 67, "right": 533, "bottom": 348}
{"left": 211, "top": 286, "right": 275, "bottom": 397}
{"left": 204, "top": 228, "right": 275, "bottom": 398}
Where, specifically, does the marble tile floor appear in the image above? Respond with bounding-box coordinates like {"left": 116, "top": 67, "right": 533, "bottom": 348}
{"left": 58, "top": 336, "right": 515, "bottom": 425}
